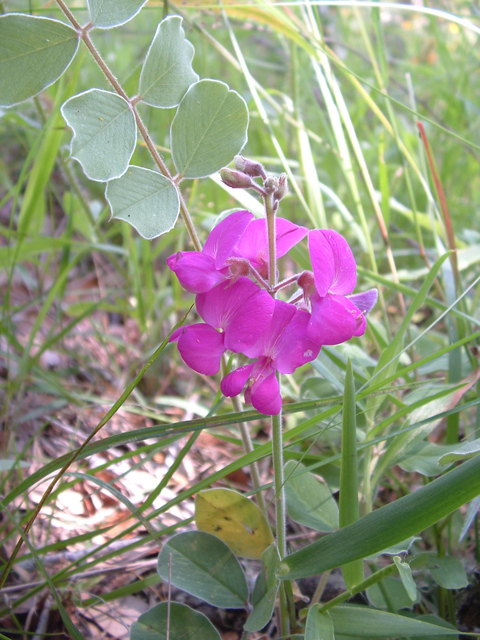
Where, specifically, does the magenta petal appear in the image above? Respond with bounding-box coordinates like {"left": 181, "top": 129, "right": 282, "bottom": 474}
{"left": 221, "top": 363, "right": 254, "bottom": 398}
{"left": 175, "top": 323, "right": 225, "bottom": 375}
{"left": 309, "top": 230, "right": 357, "bottom": 297}
{"left": 232, "top": 218, "right": 267, "bottom": 269}
{"left": 203, "top": 210, "right": 254, "bottom": 268}
{"left": 196, "top": 277, "right": 274, "bottom": 353}
{"left": 275, "top": 309, "right": 321, "bottom": 373}
{"left": 251, "top": 372, "right": 282, "bottom": 415}
{"left": 167, "top": 251, "right": 227, "bottom": 293}
{"left": 244, "top": 299, "right": 296, "bottom": 359}
{"left": 275, "top": 218, "right": 308, "bottom": 257}
{"left": 307, "top": 293, "right": 361, "bottom": 345}
{"left": 347, "top": 288, "right": 378, "bottom": 315}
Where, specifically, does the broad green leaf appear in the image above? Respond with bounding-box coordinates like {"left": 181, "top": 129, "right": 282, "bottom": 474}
{"left": 411, "top": 554, "right": 468, "bottom": 590}
{"left": 284, "top": 461, "right": 338, "bottom": 532}
{"left": 305, "top": 607, "right": 335, "bottom": 640}
{"left": 439, "top": 438, "right": 480, "bottom": 465}
{"left": 0, "top": 14, "right": 78, "bottom": 107}
{"left": 340, "top": 359, "right": 363, "bottom": 590}
{"left": 139, "top": 16, "right": 198, "bottom": 108}
{"left": 244, "top": 543, "right": 280, "bottom": 632}
{"left": 367, "top": 576, "right": 417, "bottom": 611}
{"left": 61, "top": 89, "right": 137, "bottom": 182}
{"left": 171, "top": 79, "right": 248, "bottom": 178}
{"left": 87, "top": 0, "right": 147, "bottom": 28}
{"left": 393, "top": 556, "right": 417, "bottom": 602}
{"left": 156, "top": 531, "right": 248, "bottom": 609}
{"left": 329, "top": 604, "right": 458, "bottom": 637}
{"left": 398, "top": 442, "right": 458, "bottom": 476}
{"left": 106, "top": 166, "right": 179, "bottom": 239}
{"left": 280, "top": 454, "right": 480, "bottom": 579}
{"left": 130, "top": 602, "right": 220, "bottom": 640}
{"left": 195, "top": 488, "right": 273, "bottom": 559}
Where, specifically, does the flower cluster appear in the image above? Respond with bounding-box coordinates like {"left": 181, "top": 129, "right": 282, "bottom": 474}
{"left": 168, "top": 210, "right": 377, "bottom": 415}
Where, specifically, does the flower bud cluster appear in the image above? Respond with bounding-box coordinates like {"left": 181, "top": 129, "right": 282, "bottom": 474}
{"left": 167, "top": 210, "right": 377, "bottom": 415}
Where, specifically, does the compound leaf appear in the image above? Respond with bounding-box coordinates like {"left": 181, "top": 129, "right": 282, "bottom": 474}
{"left": 87, "top": 0, "right": 147, "bottom": 28}
{"left": 171, "top": 79, "right": 248, "bottom": 179}
{"left": 139, "top": 16, "right": 198, "bottom": 108}
{"left": 106, "top": 166, "right": 179, "bottom": 239}
{"left": 0, "top": 14, "right": 78, "bottom": 107}
{"left": 62, "top": 89, "right": 137, "bottom": 182}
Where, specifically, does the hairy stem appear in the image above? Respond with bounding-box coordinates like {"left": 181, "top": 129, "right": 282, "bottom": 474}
{"left": 230, "top": 394, "right": 267, "bottom": 514}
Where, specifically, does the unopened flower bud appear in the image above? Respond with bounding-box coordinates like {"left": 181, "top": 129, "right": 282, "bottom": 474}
{"left": 234, "top": 155, "right": 267, "bottom": 180}
{"left": 297, "top": 270, "right": 316, "bottom": 298}
{"left": 264, "top": 176, "right": 278, "bottom": 195}
{"left": 274, "top": 173, "right": 288, "bottom": 201}
{"left": 220, "top": 168, "right": 254, "bottom": 189}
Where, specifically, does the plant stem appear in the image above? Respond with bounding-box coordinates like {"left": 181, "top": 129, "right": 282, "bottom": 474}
{"left": 231, "top": 394, "right": 267, "bottom": 513}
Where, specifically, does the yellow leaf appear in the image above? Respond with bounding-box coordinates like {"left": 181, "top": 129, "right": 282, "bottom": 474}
{"left": 195, "top": 488, "right": 273, "bottom": 559}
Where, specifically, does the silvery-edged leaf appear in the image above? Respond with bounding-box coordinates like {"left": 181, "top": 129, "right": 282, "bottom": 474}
{"left": 139, "top": 16, "right": 198, "bottom": 108}
{"left": 87, "top": 0, "right": 147, "bottom": 29}
{"left": 61, "top": 89, "right": 137, "bottom": 182}
{"left": 157, "top": 531, "right": 248, "bottom": 609}
{"left": 130, "top": 602, "right": 221, "bottom": 640}
{"left": 0, "top": 14, "right": 79, "bottom": 107}
{"left": 171, "top": 79, "right": 248, "bottom": 179}
{"left": 106, "top": 166, "right": 179, "bottom": 240}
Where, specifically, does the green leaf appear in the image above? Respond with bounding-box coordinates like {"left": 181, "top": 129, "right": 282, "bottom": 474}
{"left": 244, "top": 543, "right": 280, "bottom": 632}
{"left": 340, "top": 359, "right": 363, "bottom": 590}
{"left": 130, "top": 602, "right": 220, "bottom": 640}
{"left": 284, "top": 461, "right": 339, "bottom": 532}
{"left": 329, "top": 604, "right": 458, "bottom": 637}
{"left": 367, "top": 576, "right": 418, "bottom": 611}
{"left": 61, "top": 89, "right": 137, "bottom": 182}
{"left": 393, "top": 556, "right": 417, "bottom": 602}
{"left": 195, "top": 488, "right": 273, "bottom": 559}
{"left": 280, "top": 454, "right": 480, "bottom": 579}
{"left": 411, "top": 554, "right": 468, "bottom": 590}
{"left": 139, "top": 16, "right": 198, "bottom": 108}
{"left": 106, "top": 166, "right": 179, "bottom": 239}
{"left": 439, "top": 438, "right": 480, "bottom": 465}
{"left": 156, "top": 531, "right": 248, "bottom": 609}
{"left": 171, "top": 79, "right": 248, "bottom": 178}
{"left": 87, "top": 0, "right": 147, "bottom": 28}
{"left": 305, "top": 607, "right": 335, "bottom": 640}
{"left": 0, "top": 14, "right": 78, "bottom": 107}
{"left": 398, "top": 442, "right": 458, "bottom": 476}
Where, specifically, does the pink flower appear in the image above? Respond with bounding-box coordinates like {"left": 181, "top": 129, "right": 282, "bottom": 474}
{"left": 169, "top": 277, "right": 274, "bottom": 375}
{"left": 232, "top": 217, "right": 308, "bottom": 279}
{"left": 221, "top": 300, "right": 321, "bottom": 415}
{"left": 167, "top": 210, "right": 254, "bottom": 293}
{"left": 167, "top": 212, "right": 308, "bottom": 293}
{"left": 299, "top": 230, "right": 377, "bottom": 345}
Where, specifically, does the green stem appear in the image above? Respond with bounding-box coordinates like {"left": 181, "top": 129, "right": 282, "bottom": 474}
{"left": 231, "top": 394, "right": 267, "bottom": 514}
{"left": 272, "top": 410, "right": 286, "bottom": 558}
